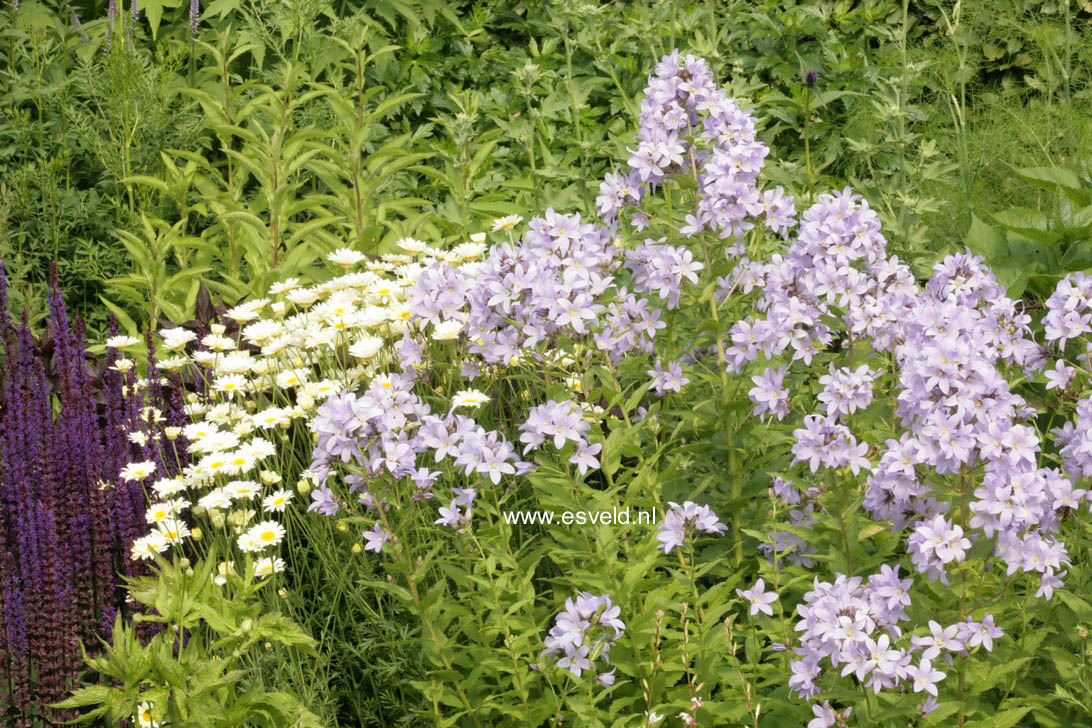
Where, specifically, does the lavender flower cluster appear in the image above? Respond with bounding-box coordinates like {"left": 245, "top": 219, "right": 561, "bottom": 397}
{"left": 540, "top": 592, "right": 625, "bottom": 683}
{"left": 308, "top": 374, "right": 533, "bottom": 533}
{"left": 597, "top": 51, "right": 795, "bottom": 242}
{"left": 408, "top": 209, "right": 672, "bottom": 367}
{"left": 789, "top": 568, "right": 1001, "bottom": 719}
{"left": 656, "top": 501, "right": 727, "bottom": 553}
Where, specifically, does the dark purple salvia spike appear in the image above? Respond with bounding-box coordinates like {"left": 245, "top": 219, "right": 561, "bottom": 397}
{"left": 22, "top": 501, "right": 77, "bottom": 724}
{"left": 0, "top": 547, "right": 29, "bottom": 724}
{"left": 74, "top": 315, "right": 113, "bottom": 640}
{"left": 100, "top": 318, "right": 139, "bottom": 577}
{"left": 0, "top": 279, "right": 183, "bottom": 722}
{"left": 46, "top": 271, "right": 97, "bottom": 643}
{"left": 126, "top": 0, "right": 138, "bottom": 52}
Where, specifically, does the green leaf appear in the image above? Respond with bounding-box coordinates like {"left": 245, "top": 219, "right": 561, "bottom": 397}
{"left": 990, "top": 208, "right": 1059, "bottom": 245}
{"left": 1015, "top": 166, "right": 1084, "bottom": 193}
{"left": 99, "top": 297, "right": 139, "bottom": 335}
{"left": 1056, "top": 589, "right": 1092, "bottom": 621}
{"left": 964, "top": 214, "right": 1007, "bottom": 260}
{"left": 51, "top": 685, "right": 111, "bottom": 709}
{"left": 203, "top": 0, "right": 241, "bottom": 19}
{"left": 964, "top": 707, "right": 1030, "bottom": 728}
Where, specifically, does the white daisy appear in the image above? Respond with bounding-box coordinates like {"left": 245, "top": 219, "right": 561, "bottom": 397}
{"left": 106, "top": 335, "right": 141, "bottom": 350}
{"left": 491, "top": 214, "right": 523, "bottom": 232}
{"left": 452, "top": 389, "right": 490, "bottom": 409}
{"left": 253, "top": 556, "right": 286, "bottom": 577}
{"left": 120, "top": 460, "right": 157, "bottom": 482}
{"left": 263, "top": 489, "right": 294, "bottom": 513}
{"left": 328, "top": 248, "right": 367, "bottom": 267}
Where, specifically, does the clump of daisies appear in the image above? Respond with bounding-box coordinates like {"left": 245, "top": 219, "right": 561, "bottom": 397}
{"left": 118, "top": 236, "right": 504, "bottom": 581}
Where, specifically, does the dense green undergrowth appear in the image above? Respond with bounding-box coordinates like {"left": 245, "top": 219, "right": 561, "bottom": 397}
{"left": 2, "top": 0, "right": 1089, "bottom": 335}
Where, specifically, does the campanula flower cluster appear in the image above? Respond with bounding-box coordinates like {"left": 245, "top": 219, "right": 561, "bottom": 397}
{"left": 541, "top": 592, "right": 625, "bottom": 682}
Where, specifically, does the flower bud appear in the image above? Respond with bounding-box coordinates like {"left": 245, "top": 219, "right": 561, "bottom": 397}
{"left": 164, "top": 426, "right": 182, "bottom": 440}
{"left": 190, "top": 527, "right": 203, "bottom": 542}
{"left": 351, "top": 543, "right": 363, "bottom": 554}
{"left": 336, "top": 521, "right": 349, "bottom": 533}
{"left": 297, "top": 481, "right": 311, "bottom": 495}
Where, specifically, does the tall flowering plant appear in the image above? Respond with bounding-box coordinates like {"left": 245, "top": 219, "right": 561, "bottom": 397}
{"left": 0, "top": 265, "right": 186, "bottom": 726}
{"left": 77, "top": 51, "right": 1092, "bottom": 726}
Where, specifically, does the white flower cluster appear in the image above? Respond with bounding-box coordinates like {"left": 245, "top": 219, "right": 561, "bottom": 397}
{"left": 120, "top": 237, "right": 494, "bottom": 577}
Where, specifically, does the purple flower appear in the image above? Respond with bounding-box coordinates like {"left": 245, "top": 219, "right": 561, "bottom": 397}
{"left": 749, "top": 364, "right": 790, "bottom": 421}
{"left": 911, "top": 620, "right": 964, "bottom": 661}
{"left": 908, "top": 515, "right": 971, "bottom": 582}
{"left": 569, "top": 441, "right": 602, "bottom": 476}
{"left": 307, "top": 486, "right": 340, "bottom": 516}
{"left": 362, "top": 523, "right": 389, "bottom": 553}
{"left": 542, "top": 592, "right": 625, "bottom": 678}
{"left": 435, "top": 489, "right": 475, "bottom": 529}
{"left": 817, "top": 364, "right": 877, "bottom": 419}
{"left": 905, "top": 658, "right": 945, "bottom": 697}
{"left": 808, "top": 701, "right": 849, "bottom": 728}
{"left": 656, "top": 501, "right": 727, "bottom": 553}
{"left": 556, "top": 644, "right": 591, "bottom": 676}
{"left": 791, "top": 414, "right": 871, "bottom": 474}
{"left": 736, "top": 577, "right": 778, "bottom": 616}
{"left": 518, "top": 400, "right": 589, "bottom": 453}
{"left": 647, "top": 359, "right": 689, "bottom": 395}
{"left": 961, "top": 614, "right": 1003, "bottom": 652}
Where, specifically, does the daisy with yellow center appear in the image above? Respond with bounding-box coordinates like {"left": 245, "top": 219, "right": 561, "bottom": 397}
{"left": 263, "top": 489, "right": 294, "bottom": 513}
{"left": 451, "top": 389, "right": 491, "bottom": 409}
{"left": 107, "top": 335, "right": 142, "bottom": 350}
{"left": 130, "top": 533, "right": 169, "bottom": 560}
{"left": 254, "top": 556, "right": 286, "bottom": 577}
{"left": 156, "top": 520, "right": 191, "bottom": 545}
{"left": 136, "top": 701, "right": 159, "bottom": 728}
{"left": 120, "top": 461, "right": 157, "bottom": 482}
{"left": 238, "top": 520, "right": 285, "bottom": 552}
